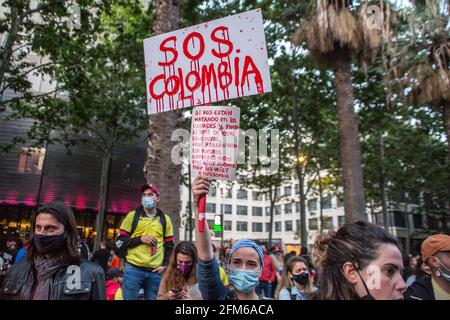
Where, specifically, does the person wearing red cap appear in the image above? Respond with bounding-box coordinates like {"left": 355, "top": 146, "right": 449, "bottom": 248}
{"left": 114, "top": 183, "right": 174, "bottom": 300}
{"left": 404, "top": 234, "right": 450, "bottom": 300}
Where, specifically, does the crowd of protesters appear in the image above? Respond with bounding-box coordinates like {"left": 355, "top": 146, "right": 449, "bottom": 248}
{"left": 0, "top": 177, "right": 448, "bottom": 300}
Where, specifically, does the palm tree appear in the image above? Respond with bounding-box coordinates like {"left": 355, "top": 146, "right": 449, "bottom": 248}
{"left": 145, "top": 0, "right": 182, "bottom": 240}
{"left": 400, "top": 0, "right": 450, "bottom": 160}
{"left": 292, "top": 0, "right": 380, "bottom": 221}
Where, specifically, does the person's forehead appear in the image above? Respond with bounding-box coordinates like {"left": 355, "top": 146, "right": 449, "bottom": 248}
{"left": 35, "top": 213, "right": 61, "bottom": 225}
{"left": 232, "top": 247, "right": 260, "bottom": 262}
{"left": 143, "top": 189, "right": 156, "bottom": 195}
{"left": 372, "top": 243, "right": 403, "bottom": 267}
{"left": 177, "top": 253, "right": 193, "bottom": 261}
{"left": 293, "top": 261, "right": 307, "bottom": 269}
{"left": 435, "top": 251, "right": 450, "bottom": 259}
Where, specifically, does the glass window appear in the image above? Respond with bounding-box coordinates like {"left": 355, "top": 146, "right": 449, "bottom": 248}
{"left": 222, "top": 188, "right": 232, "bottom": 198}
{"left": 393, "top": 211, "right": 406, "bottom": 228}
{"left": 338, "top": 215, "right": 345, "bottom": 227}
{"left": 295, "top": 184, "right": 300, "bottom": 194}
{"left": 224, "top": 220, "right": 232, "bottom": 231}
{"left": 322, "top": 216, "right": 333, "bottom": 229}
{"left": 285, "top": 220, "right": 293, "bottom": 232}
{"left": 308, "top": 199, "right": 318, "bottom": 211}
{"left": 275, "top": 205, "right": 281, "bottom": 215}
{"left": 252, "top": 207, "right": 263, "bottom": 216}
{"left": 252, "top": 191, "right": 263, "bottom": 201}
{"left": 209, "top": 187, "right": 217, "bottom": 197}
{"left": 337, "top": 197, "right": 344, "bottom": 207}
{"left": 221, "top": 204, "right": 232, "bottom": 215}
{"left": 236, "top": 221, "right": 248, "bottom": 232}
{"left": 275, "top": 221, "right": 282, "bottom": 232}
{"left": 309, "top": 218, "right": 318, "bottom": 230}
{"left": 206, "top": 203, "right": 216, "bottom": 213}
{"left": 322, "top": 196, "right": 332, "bottom": 209}
{"left": 265, "top": 222, "right": 271, "bottom": 233}
{"left": 237, "top": 189, "right": 248, "bottom": 200}
{"left": 16, "top": 147, "right": 46, "bottom": 175}
{"left": 284, "top": 186, "right": 292, "bottom": 197}
{"left": 284, "top": 203, "right": 292, "bottom": 214}
{"left": 252, "top": 222, "right": 263, "bottom": 232}
{"left": 295, "top": 202, "right": 300, "bottom": 213}
{"left": 413, "top": 214, "right": 423, "bottom": 229}
{"left": 275, "top": 187, "right": 280, "bottom": 197}
{"left": 237, "top": 205, "right": 248, "bottom": 215}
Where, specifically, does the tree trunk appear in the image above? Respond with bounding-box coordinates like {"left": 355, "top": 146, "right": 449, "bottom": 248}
{"left": 378, "top": 131, "right": 389, "bottom": 229}
{"left": 318, "top": 170, "right": 324, "bottom": 234}
{"left": 291, "top": 76, "right": 308, "bottom": 249}
{"left": 332, "top": 47, "right": 367, "bottom": 222}
{"left": 442, "top": 101, "right": 450, "bottom": 209}
{"left": 145, "top": 0, "right": 181, "bottom": 241}
{"left": 296, "top": 165, "right": 307, "bottom": 248}
{"left": 268, "top": 182, "right": 275, "bottom": 248}
{"left": 0, "top": 7, "right": 21, "bottom": 93}
{"left": 443, "top": 101, "right": 450, "bottom": 164}
{"left": 94, "top": 146, "right": 113, "bottom": 251}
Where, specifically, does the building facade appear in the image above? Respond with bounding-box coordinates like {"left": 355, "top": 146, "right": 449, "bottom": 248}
{"left": 0, "top": 115, "right": 147, "bottom": 248}
{"left": 179, "top": 176, "right": 449, "bottom": 255}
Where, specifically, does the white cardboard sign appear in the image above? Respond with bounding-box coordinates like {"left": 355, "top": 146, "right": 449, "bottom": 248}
{"left": 190, "top": 106, "right": 240, "bottom": 181}
{"left": 143, "top": 9, "right": 272, "bottom": 114}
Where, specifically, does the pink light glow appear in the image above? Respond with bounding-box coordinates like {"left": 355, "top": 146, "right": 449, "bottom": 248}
{"left": 23, "top": 194, "right": 36, "bottom": 206}
{"left": 75, "top": 194, "right": 87, "bottom": 210}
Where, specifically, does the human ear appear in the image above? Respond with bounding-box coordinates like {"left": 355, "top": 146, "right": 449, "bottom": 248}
{"left": 341, "top": 262, "right": 359, "bottom": 284}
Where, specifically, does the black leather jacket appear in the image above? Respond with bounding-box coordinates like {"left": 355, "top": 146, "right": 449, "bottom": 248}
{"left": 1, "top": 258, "right": 106, "bottom": 300}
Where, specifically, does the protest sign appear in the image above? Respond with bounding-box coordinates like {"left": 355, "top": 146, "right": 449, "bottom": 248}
{"left": 190, "top": 105, "right": 240, "bottom": 181}
{"left": 143, "top": 9, "right": 271, "bottom": 114}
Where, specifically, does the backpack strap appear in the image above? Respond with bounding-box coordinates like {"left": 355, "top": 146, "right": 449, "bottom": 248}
{"left": 157, "top": 209, "right": 167, "bottom": 239}
{"left": 129, "top": 207, "right": 142, "bottom": 237}
{"left": 288, "top": 287, "right": 297, "bottom": 300}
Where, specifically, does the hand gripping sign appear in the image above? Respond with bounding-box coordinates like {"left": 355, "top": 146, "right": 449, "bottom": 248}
{"left": 143, "top": 9, "right": 272, "bottom": 114}
{"left": 190, "top": 105, "right": 240, "bottom": 231}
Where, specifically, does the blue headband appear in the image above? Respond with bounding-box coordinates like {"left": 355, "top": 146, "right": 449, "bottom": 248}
{"left": 230, "top": 239, "right": 264, "bottom": 269}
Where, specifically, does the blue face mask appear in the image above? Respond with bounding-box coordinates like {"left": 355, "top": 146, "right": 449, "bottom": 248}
{"left": 142, "top": 196, "right": 157, "bottom": 210}
{"left": 229, "top": 269, "right": 260, "bottom": 293}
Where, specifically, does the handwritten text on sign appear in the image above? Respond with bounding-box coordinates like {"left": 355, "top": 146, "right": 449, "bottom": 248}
{"left": 144, "top": 9, "right": 272, "bottom": 114}
{"left": 190, "top": 106, "right": 240, "bottom": 181}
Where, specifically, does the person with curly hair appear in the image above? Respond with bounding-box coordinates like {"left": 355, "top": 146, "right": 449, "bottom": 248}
{"left": 310, "top": 221, "right": 406, "bottom": 300}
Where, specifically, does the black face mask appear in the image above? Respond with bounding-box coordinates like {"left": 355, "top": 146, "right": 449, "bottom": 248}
{"left": 292, "top": 272, "right": 309, "bottom": 286}
{"left": 33, "top": 234, "right": 66, "bottom": 255}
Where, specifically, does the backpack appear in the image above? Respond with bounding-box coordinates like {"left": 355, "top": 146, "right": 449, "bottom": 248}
{"left": 114, "top": 207, "right": 167, "bottom": 259}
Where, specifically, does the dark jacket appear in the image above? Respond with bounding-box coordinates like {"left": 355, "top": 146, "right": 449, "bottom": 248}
{"left": 403, "top": 275, "right": 435, "bottom": 300}
{"left": 91, "top": 248, "right": 110, "bottom": 274}
{"left": 1, "top": 258, "right": 106, "bottom": 300}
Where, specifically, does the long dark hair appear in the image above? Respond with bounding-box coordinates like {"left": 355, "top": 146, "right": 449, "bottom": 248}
{"left": 162, "top": 241, "right": 197, "bottom": 291}
{"left": 27, "top": 201, "right": 81, "bottom": 265}
{"left": 311, "top": 221, "right": 399, "bottom": 300}
{"left": 275, "top": 256, "right": 314, "bottom": 299}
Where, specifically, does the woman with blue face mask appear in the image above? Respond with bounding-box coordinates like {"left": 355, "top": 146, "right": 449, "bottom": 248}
{"left": 192, "top": 176, "right": 269, "bottom": 300}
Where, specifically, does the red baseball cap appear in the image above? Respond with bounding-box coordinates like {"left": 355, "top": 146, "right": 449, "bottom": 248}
{"left": 140, "top": 183, "right": 160, "bottom": 196}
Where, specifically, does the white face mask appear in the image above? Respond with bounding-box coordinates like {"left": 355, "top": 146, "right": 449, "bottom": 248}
{"left": 142, "top": 196, "right": 157, "bottom": 210}
{"left": 435, "top": 258, "right": 450, "bottom": 282}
